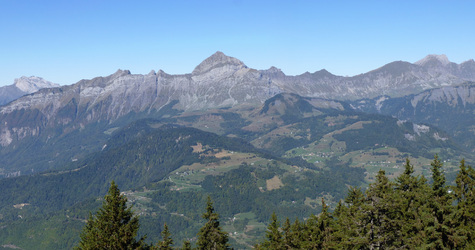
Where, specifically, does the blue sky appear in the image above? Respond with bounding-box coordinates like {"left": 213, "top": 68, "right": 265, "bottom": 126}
{"left": 1, "top": 0, "right": 475, "bottom": 86}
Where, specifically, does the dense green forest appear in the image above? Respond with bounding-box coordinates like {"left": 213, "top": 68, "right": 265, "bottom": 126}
{"left": 0, "top": 122, "right": 262, "bottom": 216}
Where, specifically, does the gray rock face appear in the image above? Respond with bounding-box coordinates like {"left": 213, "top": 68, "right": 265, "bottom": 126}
{"left": 1, "top": 52, "right": 475, "bottom": 148}
{"left": 0, "top": 76, "right": 59, "bottom": 105}
{"left": 409, "top": 83, "right": 475, "bottom": 108}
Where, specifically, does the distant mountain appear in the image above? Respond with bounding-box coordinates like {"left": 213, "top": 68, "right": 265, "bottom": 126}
{"left": 353, "top": 82, "right": 475, "bottom": 151}
{"left": 1, "top": 52, "right": 474, "bottom": 175}
{"left": 415, "top": 54, "right": 475, "bottom": 79}
{"left": 0, "top": 76, "right": 59, "bottom": 105}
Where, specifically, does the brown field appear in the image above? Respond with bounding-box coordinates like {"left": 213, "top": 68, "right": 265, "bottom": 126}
{"left": 266, "top": 175, "right": 283, "bottom": 191}
{"left": 191, "top": 143, "right": 204, "bottom": 153}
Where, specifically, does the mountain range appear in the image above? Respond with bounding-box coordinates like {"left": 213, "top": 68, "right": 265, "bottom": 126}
{"left": 1, "top": 52, "right": 475, "bottom": 176}
{"left": 1, "top": 52, "right": 475, "bottom": 145}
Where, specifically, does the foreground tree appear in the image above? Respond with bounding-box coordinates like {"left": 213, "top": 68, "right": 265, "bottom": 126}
{"left": 452, "top": 159, "right": 475, "bottom": 248}
{"left": 180, "top": 240, "right": 192, "bottom": 250}
{"left": 256, "top": 212, "right": 283, "bottom": 249}
{"left": 337, "top": 186, "right": 368, "bottom": 248}
{"left": 354, "top": 170, "right": 401, "bottom": 248}
{"left": 197, "top": 196, "right": 229, "bottom": 250}
{"left": 302, "top": 199, "right": 336, "bottom": 249}
{"left": 423, "top": 155, "right": 457, "bottom": 249}
{"left": 77, "top": 181, "right": 145, "bottom": 249}
{"left": 156, "top": 223, "right": 173, "bottom": 250}
{"left": 394, "top": 158, "right": 429, "bottom": 247}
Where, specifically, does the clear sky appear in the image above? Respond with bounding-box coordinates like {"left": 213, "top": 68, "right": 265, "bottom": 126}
{"left": 1, "top": 0, "right": 475, "bottom": 86}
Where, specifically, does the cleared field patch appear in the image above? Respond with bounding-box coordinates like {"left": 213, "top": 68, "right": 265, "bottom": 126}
{"left": 266, "top": 175, "right": 283, "bottom": 191}
{"left": 191, "top": 143, "right": 204, "bottom": 153}
{"left": 215, "top": 151, "right": 233, "bottom": 158}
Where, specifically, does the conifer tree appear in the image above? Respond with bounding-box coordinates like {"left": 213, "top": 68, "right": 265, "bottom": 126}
{"left": 423, "top": 155, "right": 455, "bottom": 249}
{"left": 395, "top": 158, "right": 429, "bottom": 247}
{"left": 315, "top": 198, "right": 336, "bottom": 249}
{"left": 452, "top": 159, "right": 475, "bottom": 248}
{"left": 289, "top": 218, "right": 303, "bottom": 248}
{"left": 331, "top": 200, "right": 347, "bottom": 247}
{"left": 180, "top": 240, "right": 192, "bottom": 250}
{"left": 301, "top": 213, "right": 320, "bottom": 249}
{"left": 454, "top": 159, "right": 473, "bottom": 202}
{"left": 338, "top": 186, "right": 367, "bottom": 249}
{"left": 332, "top": 200, "right": 346, "bottom": 220}
{"left": 281, "top": 217, "right": 292, "bottom": 249}
{"left": 363, "top": 169, "right": 400, "bottom": 248}
{"left": 77, "top": 181, "right": 145, "bottom": 249}
{"left": 281, "top": 217, "right": 304, "bottom": 249}
{"left": 345, "top": 186, "right": 365, "bottom": 207}
{"left": 431, "top": 154, "right": 448, "bottom": 197}
{"left": 157, "top": 223, "right": 173, "bottom": 250}
{"left": 257, "top": 212, "right": 283, "bottom": 249}
{"left": 396, "top": 158, "right": 416, "bottom": 192}
{"left": 196, "top": 196, "right": 229, "bottom": 250}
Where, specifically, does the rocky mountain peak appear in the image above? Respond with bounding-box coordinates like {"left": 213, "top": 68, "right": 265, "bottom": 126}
{"left": 192, "top": 51, "right": 246, "bottom": 75}
{"left": 312, "top": 69, "right": 335, "bottom": 78}
{"left": 262, "top": 66, "right": 285, "bottom": 78}
{"left": 112, "top": 69, "right": 131, "bottom": 78}
{"left": 14, "top": 76, "right": 59, "bottom": 93}
{"left": 266, "top": 66, "right": 281, "bottom": 73}
{"left": 415, "top": 54, "right": 450, "bottom": 66}
{"left": 461, "top": 59, "right": 475, "bottom": 65}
